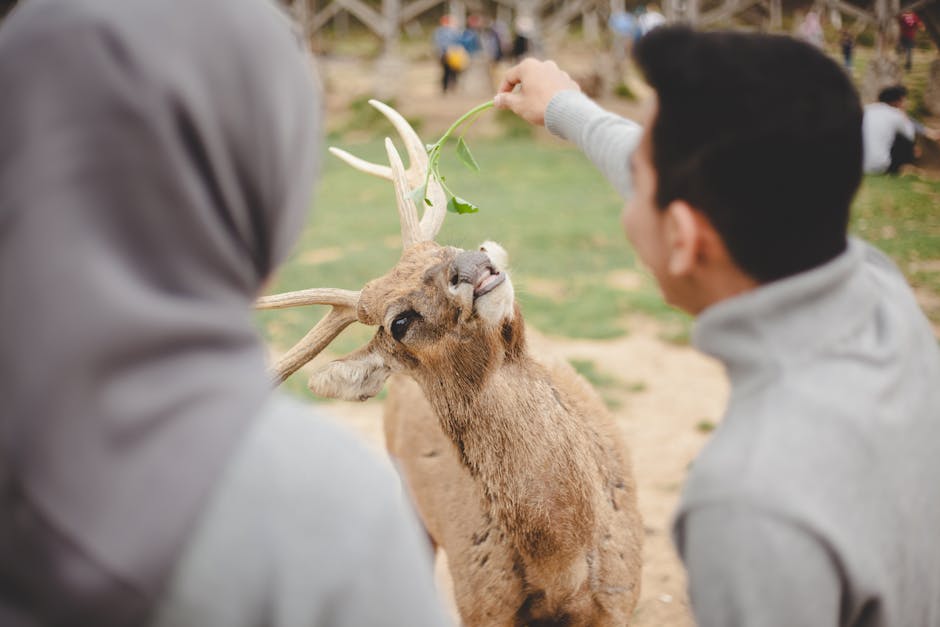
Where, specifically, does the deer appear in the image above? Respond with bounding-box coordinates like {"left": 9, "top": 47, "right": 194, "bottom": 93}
{"left": 256, "top": 100, "right": 643, "bottom": 626}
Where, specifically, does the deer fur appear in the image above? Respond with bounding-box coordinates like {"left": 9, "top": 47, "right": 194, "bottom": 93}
{"left": 309, "top": 241, "right": 643, "bottom": 626}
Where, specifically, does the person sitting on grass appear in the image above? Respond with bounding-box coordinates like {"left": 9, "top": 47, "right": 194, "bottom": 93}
{"left": 863, "top": 84, "right": 940, "bottom": 175}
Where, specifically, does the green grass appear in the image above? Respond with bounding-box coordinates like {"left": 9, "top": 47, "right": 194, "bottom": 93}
{"left": 568, "top": 358, "right": 619, "bottom": 388}
{"left": 568, "top": 359, "right": 623, "bottom": 409}
{"left": 851, "top": 174, "right": 940, "bottom": 318}
{"left": 696, "top": 419, "right": 716, "bottom": 434}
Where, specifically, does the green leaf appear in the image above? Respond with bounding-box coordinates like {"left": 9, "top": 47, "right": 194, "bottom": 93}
{"left": 447, "top": 196, "right": 480, "bottom": 214}
{"left": 456, "top": 137, "right": 481, "bottom": 172}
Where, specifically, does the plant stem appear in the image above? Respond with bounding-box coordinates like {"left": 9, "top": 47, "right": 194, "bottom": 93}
{"left": 416, "top": 100, "right": 495, "bottom": 207}
{"left": 436, "top": 100, "right": 494, "bottom": 147}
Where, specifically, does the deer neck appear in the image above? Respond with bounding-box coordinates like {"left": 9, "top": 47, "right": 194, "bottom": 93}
{"left": 411, "top": 320, "right": 598, "bottom": 559}
{"left": 413, "top": 313, "right": 541, "bottom": 449}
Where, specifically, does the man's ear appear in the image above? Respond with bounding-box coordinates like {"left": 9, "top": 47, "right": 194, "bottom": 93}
{"left": 663, "top": 200, "right": 701, "bottom": 277}
{"left": 307, "top": 341, "right": 391, "bottom": 402}
{"left": 665, "top": 201, "right": 739, "bottom": 278}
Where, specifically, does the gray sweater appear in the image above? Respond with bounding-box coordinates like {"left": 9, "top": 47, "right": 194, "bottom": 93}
{"left": 547, "top": 90, "right": 940, "bottom": 627}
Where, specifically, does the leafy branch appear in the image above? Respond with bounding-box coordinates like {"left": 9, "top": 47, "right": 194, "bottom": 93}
{"left": 411, "top": 100, "right": 495, "bottom": 214}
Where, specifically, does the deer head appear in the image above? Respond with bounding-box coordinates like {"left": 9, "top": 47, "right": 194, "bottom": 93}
{"left": 257, "top": 101, "right": 520, "bottom": 401}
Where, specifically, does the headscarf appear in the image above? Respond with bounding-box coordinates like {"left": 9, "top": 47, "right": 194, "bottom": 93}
{"left": 0, "top": 0, "right": 320, "bottom": 623}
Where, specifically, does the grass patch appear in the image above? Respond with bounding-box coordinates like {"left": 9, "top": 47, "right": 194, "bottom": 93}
{"left": 568, "top": 358, "right": 623, "bottom": 409}
{"left": 626, "top": 381, "right": 648, "bottom": 393}
{"left": 851, "top": 174, "right": 940, "bottom": 323}
{"left": 521, "top": 282, "right": 630, "bottom": 339}
{"left": 568, "top": 358, "right": 619, "bottom": 388}
{"left": 614, "top": 82, "right": 637, "bottom": 100}
{"left": 495, "top": 108, "right": 535, "bottom": 139}
{"left": 696, "top": 419, "right": 716, "bottom": 434}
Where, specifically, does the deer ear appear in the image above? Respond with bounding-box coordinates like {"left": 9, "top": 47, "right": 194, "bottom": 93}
{"left": 308, "top": 343, "right": 391, "bottom": 402}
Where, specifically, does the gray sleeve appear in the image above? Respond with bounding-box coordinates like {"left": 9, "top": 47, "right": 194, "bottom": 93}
{"left": 544, "top": 90, "right": 643, "bottom": 199}
{"left": 675, "top": 505, "right": 842, "bottom": 627}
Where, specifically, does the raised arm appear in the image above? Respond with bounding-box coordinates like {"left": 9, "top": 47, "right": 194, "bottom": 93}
{"left": 495, "top": 59, "right": 642, "bottom": 199}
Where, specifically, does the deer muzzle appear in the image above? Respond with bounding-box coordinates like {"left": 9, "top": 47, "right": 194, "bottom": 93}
{"left": 454, "top": 250, "right": 505, "bottom": 296}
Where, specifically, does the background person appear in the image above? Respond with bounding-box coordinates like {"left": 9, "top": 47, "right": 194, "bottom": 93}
{"left": 511, "top": 15, "right": 535, "bottom": 62}
{"left": 433, "top": 14, "right": 461, "bottom": 94}
{"left": 796, "top": 8, "right": 825, "bottom": 48}
{"left": 609, "top": 9, "right": 640, "bottom": 59}
{"left": 897, "top": 10, "right": 924, "bottom": 71}
{"left": 637, "top": 3, "right": 666, "bottom": 37}
{"left": 863, "top": 84, "right": 940, "bottom": 174}
{"left": 840, "top": 27, "right": 855, "bottom": 69}
{"left": 495, "top": 27, "right": 940, "bottom": 627}
{"left": 0, "top": 1, "right": 449, "bottom": 625}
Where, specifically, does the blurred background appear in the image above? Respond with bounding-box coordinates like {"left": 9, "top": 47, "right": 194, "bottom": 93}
{"left": 270, "top": 2, "right": 940, "bottom": 620}
{"left": 3, "top": 1, "right": 936, "bottom": 623}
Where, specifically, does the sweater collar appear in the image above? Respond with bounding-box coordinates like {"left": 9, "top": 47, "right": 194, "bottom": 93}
{"left": 692, "top": 238, "right": 872, "bottom": 386}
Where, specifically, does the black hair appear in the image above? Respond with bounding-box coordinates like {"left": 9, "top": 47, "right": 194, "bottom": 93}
{"left": 634, "top": 27, "right": 863, "bottom": 282}
{"left": 878, "top": 85, "right": 908, "bottom": 104}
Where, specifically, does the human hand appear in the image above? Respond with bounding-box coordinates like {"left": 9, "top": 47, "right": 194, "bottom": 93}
{"left": 927, "top": 127, "right": 940, "bottom": 142}
{"left": 493, "top": 59, "right": 580, "bottom": 126}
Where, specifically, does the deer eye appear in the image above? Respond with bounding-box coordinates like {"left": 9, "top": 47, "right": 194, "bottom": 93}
{"left": 390, "top": 310, "right": 419, "bottom": 341}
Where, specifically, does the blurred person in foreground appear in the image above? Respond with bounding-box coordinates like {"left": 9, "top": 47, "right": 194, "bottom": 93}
{"left": 863, "top": 84, "right": 940, "bottom": 175}
{"left": 495, "top": 26, "right": 940, "bottom": 627}
{"left": 0, "top": 1, "right": 449, "bottom": 626}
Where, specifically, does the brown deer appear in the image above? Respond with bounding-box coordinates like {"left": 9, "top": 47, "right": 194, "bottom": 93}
{"left": 257, "top": 101, "right": 643, "bottom": 626}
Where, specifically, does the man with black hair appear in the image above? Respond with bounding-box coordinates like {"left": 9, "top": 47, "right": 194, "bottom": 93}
{"left": 496, "top": 26, "right": 940, "bottom": 627}
{"left": 862, "top": 84, "right": 940, "bottom": 174}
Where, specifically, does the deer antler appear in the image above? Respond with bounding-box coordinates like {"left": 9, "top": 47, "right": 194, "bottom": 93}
{"left": 255, "top": 288, "right": 360, "bottom": 384}
{"left": 257, "top": 101, "right": 439, "bottom": 382}
{"left": 329, "top": 100, "right": 447, "bottom": 243}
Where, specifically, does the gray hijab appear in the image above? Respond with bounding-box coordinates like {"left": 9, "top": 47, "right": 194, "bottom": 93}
{"left": 0, "top": 0, "right": 319, "bottom": 623}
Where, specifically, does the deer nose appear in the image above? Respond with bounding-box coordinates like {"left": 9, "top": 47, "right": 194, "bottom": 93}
{"left": 451, "top": 250, "right": 491, "bottom": 286}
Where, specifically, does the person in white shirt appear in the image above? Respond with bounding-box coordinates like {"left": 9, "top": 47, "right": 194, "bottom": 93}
{"left": 638, "top": 4, "right": 666, "bottom": 35}
{"left": 863, "top": 85, "right": 940, "bottom": 174}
